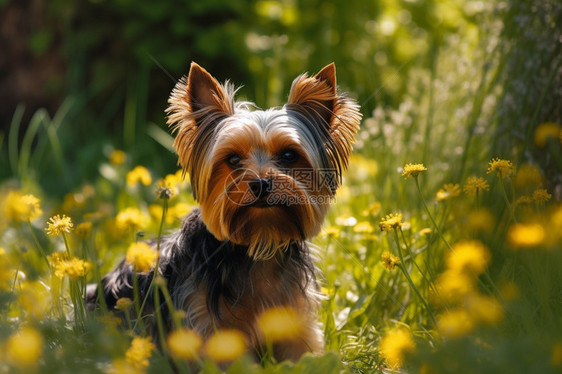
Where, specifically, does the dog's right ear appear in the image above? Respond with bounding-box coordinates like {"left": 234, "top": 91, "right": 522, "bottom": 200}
{"left": 167, "top": 62, "right": 234, "bottom": 175}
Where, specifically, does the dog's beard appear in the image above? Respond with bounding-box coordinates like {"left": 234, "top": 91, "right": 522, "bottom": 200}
{"left": 199, "top": 171, "right": 331, "bottom": 261}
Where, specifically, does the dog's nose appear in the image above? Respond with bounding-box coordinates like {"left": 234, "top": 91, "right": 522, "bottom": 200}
{"left": 249, "top": 178, "right": 272, "bottom": 199}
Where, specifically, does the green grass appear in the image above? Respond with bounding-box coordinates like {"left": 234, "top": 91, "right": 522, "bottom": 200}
{"left": 1, "top": 1, "right": 561, "bottom": 373}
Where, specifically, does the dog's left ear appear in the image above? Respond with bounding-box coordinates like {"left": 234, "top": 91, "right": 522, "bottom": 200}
{"left": 287, "top": 63, "right": 362, "bottom": 173}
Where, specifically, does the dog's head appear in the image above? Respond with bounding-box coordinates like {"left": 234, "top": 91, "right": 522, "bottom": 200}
{"left": 167, "top": 62, "right": 361, "bottom": 260}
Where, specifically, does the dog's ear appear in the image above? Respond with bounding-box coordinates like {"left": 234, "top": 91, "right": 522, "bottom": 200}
{"left": 167, "top": 62, "right": 234, "bottom": 175}
{"left": 287, "top": 63, "right": 337, "bottom": 127}
{"left": 287, "top": 63, "right": 362, "bottom": 175}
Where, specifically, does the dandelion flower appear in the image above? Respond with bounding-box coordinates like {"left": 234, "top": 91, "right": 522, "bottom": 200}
{"left": 50, "top": 254, "right": 91, "bottom": 279}
{"left": 322, "top": 226, "right": 341, "bottom": 239}
{"left": 257, "top": 306, "right": 303, "bottom": 342}
{"left": 45, "top": 214, "right": 73, "bottom": 236}
{"left": 378, "top": 328, "right": 415, "bottom": 369}
{"left": 125, "top": 336, "right": 155, "bottom": 371}
{"left": 110, "top": 149, "right": 127, "bottom": 165}
{"left": 552, "top": 343, "right": 562, "bottom": 368}
{"left": 4, "top": 191, "right": 43, "bottom": 223}
{"left": 155, "top": 178, "right": 177, "bottom": 200}
{"left": 107, "top": 358, "right": 138, "bottom": 374}
{"left": 127, "top": 166, "right": 152, "bottom": 187}
{"left": 353, "top": 221, "right": 374, "bottom": 234}
{"left": 75, "top": 221, "right": 93, "bottom": 239}
{"left": 514, "top": 164, "right": 543, "bottom": 190}
{"left": 532, "top": 188, "right": 551, "bottom": 203}
{"left": 204, "top": 329, "right": 247, "bottom": 362}
{"left": 463, "top": 176, "right": 490, "bottom": 196}
{"left": 507, "top": 223, "right": 546, "bottom": 249}
{"left": 434, "top": 270, "right": 476, "bottom": 304}
{"left": 446, "top": 240, "right": 491, "bottom": 275}
{"left": 5, "top": 327, "right": 44, "bottom": 368}
{"left": 437, "top": 309, "right": 474, "bottom": 339}
{"left": 436, "top": 183, "right": 461, "bottom": 202}
{"left": 534, "top": 122, "right": 560, "bottom": 148}
{"left": 116, "top": 207, "right": 148, "bottom": 233}
{"left": 466, "top": 294, "right": 504, "bottom": 325}
{"left": 167, "top": 329, "right": 203, "bottom": 361}
{"left": 115, "top": 297, "right": 134, "bottom": 311}
{"left": 381, "top": 251, "right": 401, "bottom": 270}
{"left": 126, "top": 242, "right": 158, "bottom": 273}
{"left": 515, "top": 196, "right": 533, "bottom": 206}
{"left": 17, "top": 281, "right": 51, "bottom": 319}
{"left": 379, "top": 213, "right": 403, "bottom": 231}
{"left": 465, "top": 208, "right": 495, "bottom": 233}
{"left": 487, "top": 158, "right": 514, "bottom": 179}
{"left": 401, "top": 163, "right": 427, "bottom": 179}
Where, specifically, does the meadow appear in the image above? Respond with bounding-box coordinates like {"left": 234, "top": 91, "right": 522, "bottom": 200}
{"left": 1, "top": 0, "right": 561, "bottom": 373}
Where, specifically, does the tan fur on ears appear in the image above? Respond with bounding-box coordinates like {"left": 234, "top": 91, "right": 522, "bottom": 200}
{"left": 287, "top": 63, "right": 362, "bottom": 174}
{"left": 166, "top": 62, "right": 235, "bottom": 175}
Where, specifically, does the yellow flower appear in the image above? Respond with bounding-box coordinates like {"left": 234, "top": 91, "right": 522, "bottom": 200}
{"left": 353, "top": 221, "right": 374, "bottom": 234}
{"left": 361, "top": 202, "right": 381, "bottom": 217}
{"left": 534, "top": 122, "right": 561, "bottom": 148}
{"left": 50, "top": 254, "right": 91, "bottom": 279}
{"left": 463, "top": 176, "right": 490, "bottom": 196}
{"left": 465, "top": 208, "right": 495, "bottom": 233}
{"left": 115, "top": 297, "right": 133, "bottom": 311}
{"left": 515, "top": 195, "right": 533, "bottom": 206}
{"left": 466, "top": 294, "right": 504, "bottom": 325}
{"left": 507, "top": 223, "right": 546, "bottom": 249}
{"left": 127, "top": 166, "right": 152, "bottom": 187}
{"left": 532, "top": 188, "right": 551, "bottom": 203}
{"left": 257, "top": 306, "right": 303, "bottom": 342}
{"left": 446, "top": 240, "right": 491, "bottom": 275}
{"left": 167, "top": 329, "right": 203, "bottom": 361}
{"left": 110, "top": 149, "right": 127, "bottom": 165}
{"left": 436, "top": 183, "right": 461, "bottom": 201}
{"left": 434, "top": 270, "right": 476, "bottom": 304}
{"left": 3, "top": 191, "right": 43, "bottom": 223}
{"left": 17, "top": 281, "right": 51, "bottom": 319}
{"left": 322, "top": 226, "right": 341, "bottom": 239}
{"left": 378, "top": 328, "right": 415, "bottom": 369}
{"left": 514, "top": 164, "right": 543, "bottom": 190}
{"left": 75, "top": 221, "right": 93, "bottom": 239}
{"left": 125, "top": 336, "right": 155, "bottom": 371}
{"left": 45, "top": 214, "right": 73, "bottom": 236}
{"left": 204, "top": 329, "right": 247, "bottom": 362}
{"left": 107, "top": 358, "right": 138, "bottom": 374}
{"left": 419, "top": 228, "right": 432, "bottom": 236}
{"left": 401, "top": 163, "right": 427, "bottom": 179}
{"left": 487, "top": 158, "right": 514, "bottom": 179}
{"left": 381, "top": 251, "right": 401, "bottom": 270}
{"left": 379, "top": 213, "right": 403, "bottom": 232}
{"left": 116, "top": 207, "right": 148, "bottom": 233}
{"left": 552, "top": 342, "right": 562, "bottom": 368}
{"left": 155, "top": 178, "right": 177, "bottom": 200}
{"left": 5, "top": 327, "right": 44, "bottom": 368}
{"left": 126, "top": 242, "right": 158, "bottom": 273}
{"left": 437, "top": 309, "right": 474, "bottom": 339}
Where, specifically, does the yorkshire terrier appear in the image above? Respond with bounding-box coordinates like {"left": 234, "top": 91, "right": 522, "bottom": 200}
{"left": 87, "top": 62, "right": 361, "bottom": 362}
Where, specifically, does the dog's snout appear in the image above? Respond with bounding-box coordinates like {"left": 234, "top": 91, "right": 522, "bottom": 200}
{"left": 249, "top": 178, "right": 272, "bottom": 199}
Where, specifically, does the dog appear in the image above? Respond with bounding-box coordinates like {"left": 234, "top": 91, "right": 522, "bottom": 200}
{"left": 87, "top": 62, "right": 361, "bottom": 362}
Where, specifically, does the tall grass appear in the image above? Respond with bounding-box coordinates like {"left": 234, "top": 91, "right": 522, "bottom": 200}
{"left": 0, "top": 1, "right": 561, "bottom": 373}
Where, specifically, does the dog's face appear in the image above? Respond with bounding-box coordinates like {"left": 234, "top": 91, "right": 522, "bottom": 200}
{"left": 167, "top": 63, "right": 361, "bottom": 260}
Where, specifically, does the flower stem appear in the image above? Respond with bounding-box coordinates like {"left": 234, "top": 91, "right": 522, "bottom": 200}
{"left": 393, "top": 230, "right": 437, "bottom": 328}
{"left": 499, "top": 178, "right": 516, "bottom": 224}
{"left": 414, "top": 177, "right": 452, "bottom": 250}
{"left": 26, "top": 219, "right": 51, "bottom": 270}
{"left": 399, "top": 229, "right": 436, "bottom": 294}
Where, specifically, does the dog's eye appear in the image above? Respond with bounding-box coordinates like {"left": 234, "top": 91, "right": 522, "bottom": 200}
{"left": 227, "top": 154, "right": 242, "bottom": 167}
{"left": 279, "top": 150, "right": 298, "bottom": 164}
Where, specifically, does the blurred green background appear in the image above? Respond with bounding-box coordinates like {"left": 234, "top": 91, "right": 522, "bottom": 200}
{"left": 0, "top": 0, "right": 560, "bottom": 196}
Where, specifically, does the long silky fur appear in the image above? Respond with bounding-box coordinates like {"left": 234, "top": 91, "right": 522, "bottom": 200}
{"left": 89, "top": 209, "right": 321, "bottom": 346}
